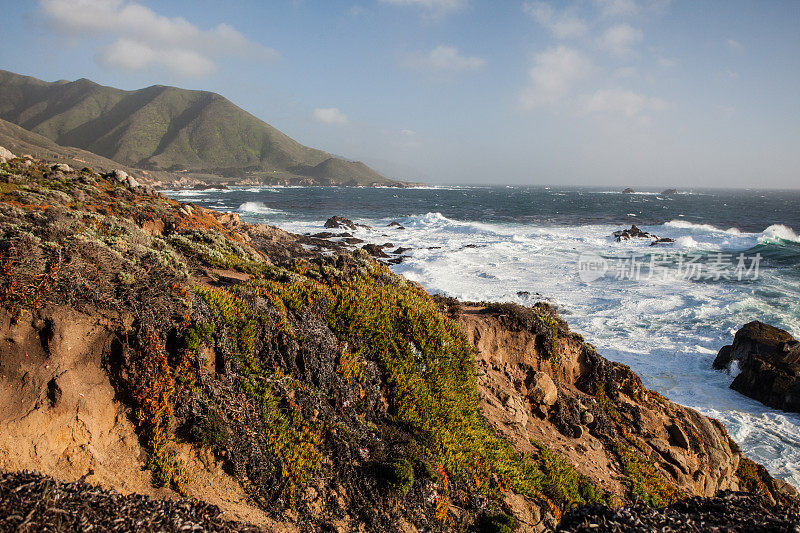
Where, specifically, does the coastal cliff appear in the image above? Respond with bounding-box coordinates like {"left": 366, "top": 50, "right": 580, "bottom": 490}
{"left": 0, "top": 152, "right": 797, "bottom": 531}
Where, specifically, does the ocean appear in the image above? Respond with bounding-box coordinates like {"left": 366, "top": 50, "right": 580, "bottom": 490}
{"left": 165, "top": 184, "right": 800, "bottom": 488}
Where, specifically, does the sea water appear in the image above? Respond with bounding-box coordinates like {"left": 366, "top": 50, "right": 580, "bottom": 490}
{"left": 166, "top": 185, "right": 800, "bottom": 488}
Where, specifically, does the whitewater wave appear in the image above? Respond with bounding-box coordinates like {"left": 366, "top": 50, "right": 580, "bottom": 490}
{"left": 665, "top": 220, "right": 743, "bottom": 234}
{"left": 237, "top": 202, "right": 283, "bottom": 215}
{"left": 761, "top": 224, "right": 800, "bottom": 244}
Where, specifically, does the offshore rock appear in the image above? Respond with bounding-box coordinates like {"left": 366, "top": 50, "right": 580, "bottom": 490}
{"left": 714, "top": 321, "right": 800, "bottom": 413}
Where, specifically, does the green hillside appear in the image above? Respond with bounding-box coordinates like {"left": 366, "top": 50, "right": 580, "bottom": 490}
{"left": 0, "top": 117, "right": 140, "bottom": 175}
{"left": 0, "top": 70, "right": 396, "bottom": 185}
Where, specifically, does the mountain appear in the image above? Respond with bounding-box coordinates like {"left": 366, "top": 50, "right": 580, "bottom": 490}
{"left": 0, "top": 70, "right": 399, "bottom": 186}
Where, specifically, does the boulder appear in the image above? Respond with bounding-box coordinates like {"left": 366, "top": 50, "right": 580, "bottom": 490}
{"left": 527, "top": 371, "right": 557, "bottom": 411}
{"left": 112, "top": 169, "right": 129, "bottom": 182}
{"left": 325, "top": 216, "right": 357, "bottom": 230}
{"left": 0, "top": 146, "right": 17, "bottom": 163}
{"left": 51, "top": 163, "right": 72, "bottom": 173}
{"left": 661, "top": 188, "right": 678, "bottom": 195}
{"left": 713, "top": 321, "right": 800, "bottom": 413}
{"left": 387, "top": 221, "right": 405, "bottom": 229}
{"left": 108, "top": 169, "right": 139, "bottom": 189}
{"left": 622, "top": 187, "right": 635, "bottom": 194}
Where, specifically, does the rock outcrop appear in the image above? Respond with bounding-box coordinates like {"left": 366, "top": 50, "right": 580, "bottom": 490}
{"left": 0, "top": 146, "right": 15, "bottom": 163}
{"left": 622, "top": 188, "right": 635, "bottom": 194}
{"left": 613, "top": 225, "right": 674, "bottom": 245}
{"left": 457, "top": 302, "right": 767, "bottom": 506}
{"left": 714, "top": 321, "right": 800, "bottom": 413}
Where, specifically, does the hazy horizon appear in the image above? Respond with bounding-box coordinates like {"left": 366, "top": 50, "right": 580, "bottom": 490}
{"left": 2, "top": 0, "right": 798, "bottom": 188}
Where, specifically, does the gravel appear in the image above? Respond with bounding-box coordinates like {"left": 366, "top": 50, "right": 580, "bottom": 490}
{"left": 0, "top": 471, "right": 260, "bottom": 532}
{"left": 558, "top": 490, "right": 800, "bottom": 532}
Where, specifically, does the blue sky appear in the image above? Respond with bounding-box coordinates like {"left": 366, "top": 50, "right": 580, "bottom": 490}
{"left": 1, "top": 0, "right": 798, "bottom": 187}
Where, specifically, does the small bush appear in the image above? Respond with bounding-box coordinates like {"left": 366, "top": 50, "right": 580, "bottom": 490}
{"left": 476, "top": 512, "right": 515, "bottom": 533}
{"left": 388, "top": 457, "right": 414, "bottom": 495}
{"left": 193, "top": 410, "right": 229, "bottom": 448}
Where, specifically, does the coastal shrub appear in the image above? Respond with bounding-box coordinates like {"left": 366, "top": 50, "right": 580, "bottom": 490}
{"left": 193, "top": 284, "right": 323, "bottom": 496}
{"left": 736, "top": 457, "right": 771, "bottom": 497}
{"left": 244, "top": 264, "right": 552, "bottom": 502}
{"left": 337, "top": 348, "right": 365, "bottom": 383}
{"left": 192, "top": 263, "right": 556, "bottom": 505}
{"left": 387, "top": 457, "right": 414, "bottom": 495}
{"left": 613, "top": 441, "right": 678, "bottom": 507}
{"left": 130, "top": 330, "right": 187, "bottom": 493}
{"left": 193, "top": 409, "right": 229, "bottom": 448}
{"left": 531, "top": 441, "right": 604, "bottom": 507}
{"left": 476, "top": 512, "right": 515, "bottom": 533}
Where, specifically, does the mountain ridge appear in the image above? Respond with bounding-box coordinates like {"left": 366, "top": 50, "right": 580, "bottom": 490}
{"left": 0, "top": 69, "right": 406, "bottom": 186}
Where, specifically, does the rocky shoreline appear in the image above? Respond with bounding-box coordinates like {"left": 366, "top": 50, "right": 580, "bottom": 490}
{"left": 1, "top": 150, "right": 798, "bottom": 531}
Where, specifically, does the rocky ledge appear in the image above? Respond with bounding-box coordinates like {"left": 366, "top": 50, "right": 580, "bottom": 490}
{"left": 714, "top": 321, "right": 800, "bottom": 413}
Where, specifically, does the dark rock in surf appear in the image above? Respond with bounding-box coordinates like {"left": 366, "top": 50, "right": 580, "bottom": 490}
{"left": 661, "top": 189, "right": 678, "bottom": 195}
{"left": 622, "top": 188, "right": 635, "bottom": 194}
{"left": 613, "top": 224, "right": 654, "bottom": 241}
{"left": 650, "top": 237, "right": 675, "bottom": 246}
{"left": 362, "top": 244, "right": 390, "bottom": 258}
{"left": 387, "top": 221, "right": 405, "bottom": 229}
{"left": 324, "top": 216, "right": 357, "bottom": 230}
{"left": 713, "top": 321, "right": 800, "bottom": 413}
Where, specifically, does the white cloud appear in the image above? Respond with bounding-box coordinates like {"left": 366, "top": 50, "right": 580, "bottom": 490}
{"left": 379, "top": 0, "right": 466, "bottom": 18}
{"left": 519, "top": 46, "right": 592, "bottom": 109}
{"left": 599, "top": 23, "right": 643, "bottom": 55}
{"left": 523, "top": 2, "right": 588, "bottom": 39}
{"left": 727, "top": 39, "right": 743, "bottom": 49}
{"left": 404, "top": 45, "right": 486, "bottom": 75}
{"left": 594, "top": 0, "right": 639, "bottom": 17}
{"left": 97, "top": 38, "right": 215, "bottom": 76}
{"left": 579, "top": 88, "right": 667, "bottom": 119}
{"left": 39, "top": 0, "right": 278, "bottom": 77}
{"left": 313, "top": 107, "right": 349, "bottom": 125}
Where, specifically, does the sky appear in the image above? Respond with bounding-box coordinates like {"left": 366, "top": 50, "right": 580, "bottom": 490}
{"left": 1, "top": 0, "right": 799, "bottom": 188}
